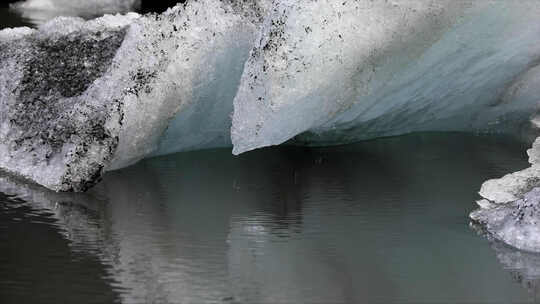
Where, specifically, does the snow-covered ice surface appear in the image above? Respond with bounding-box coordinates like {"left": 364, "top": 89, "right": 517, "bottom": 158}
{"left": 10, "top": 0, "right": 141, "bottom": 24}
{"left": 1, "top": 0, "right": 540, "bottom": 194}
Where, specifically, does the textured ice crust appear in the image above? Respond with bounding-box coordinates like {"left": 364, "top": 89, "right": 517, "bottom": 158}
{"left": 0, "top": 0, "right": 265, "bottom": 191}
{"left": 472, "top": 187, "right": 540, "bottom": 253}
{"left": 471, "top": 136, "right": 540, "bottom": 252}
{"left": 470, "top": 222, "right": 540, "bottom": 294}
{"left": 0, "top": 14, "right": 137, "bottom": 192}
{"left": 232, "top": 0, "right": 540, "bottom": 154}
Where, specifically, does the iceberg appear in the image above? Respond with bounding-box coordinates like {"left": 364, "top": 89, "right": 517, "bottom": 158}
{"left": 471, "top": 136, "right": 540, "bottom": 252}
{"left": 0, "top": 0, "right": 266, "bottom": 191}
{"left": 2, "top": 141, "right": 538, "bottom": 303}
{"left": 0, "top": 0, "right": 540, "bottom": 196}
{"left": 231, "top": 0, "right": 540, "bottom": 153}
{"left": 471, "top": 187, "right": 540, "bottom": 253}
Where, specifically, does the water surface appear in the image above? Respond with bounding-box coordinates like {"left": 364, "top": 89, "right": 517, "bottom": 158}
{"left": 0, "top": 3, "right": 33, "bottom": 29}
{"left": 2, "top": 133, "right": 540, "bottom": 303}
{"left": 0, "top": 1, "right": 180, "bottom": 29}
{"left": 3, "top": 4, "right": 540, "bottom": 304}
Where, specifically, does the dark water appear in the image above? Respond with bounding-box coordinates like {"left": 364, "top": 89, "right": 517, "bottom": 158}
{"left": 0, "top": 1, "right": 181, "bottom": 30}
{"left": 2, "top": 133, "right": 540, "bottom": 303}
{"left": 0, "top": 3, "right": 33, "bottom": 29}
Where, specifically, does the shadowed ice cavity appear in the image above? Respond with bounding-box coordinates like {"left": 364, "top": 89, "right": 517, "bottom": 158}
{"left": 1, "top": 133, "right": 538, "bottom": 303}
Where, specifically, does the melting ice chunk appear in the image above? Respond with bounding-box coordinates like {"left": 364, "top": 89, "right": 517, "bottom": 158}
{"left": 472, "top": 137, "right": 540, "bottom": 252}
{"left": 0, "top": 0, "right": 264, "bottom": 191}
{"left": 471, "top": 187, "right": 540, "bottom": 253}
{"left": 0, "top": 14, "right": 138, "bottom": 192}
{"left": 231, "top": 0, "right": 540, "bottom": 154}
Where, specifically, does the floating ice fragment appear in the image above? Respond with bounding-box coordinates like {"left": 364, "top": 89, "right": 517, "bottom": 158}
{"left": 473, "top": 136, "right": 540, "bottom": 252}
{"left": 471, "top": 187, "right": 540, "bottom": 253}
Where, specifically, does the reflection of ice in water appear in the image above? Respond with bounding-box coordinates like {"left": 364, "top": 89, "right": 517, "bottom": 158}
{"left": 2, "top": 134, "right": 539, "bottom": 303}
{"left": 0, "top": 168, "right": 235, "bottom": 303}
{"left": 0, "top": 175, "right": 110, "bottom": 255}
{"left": 480, "top": 231, "right": 540, "bottom": 302}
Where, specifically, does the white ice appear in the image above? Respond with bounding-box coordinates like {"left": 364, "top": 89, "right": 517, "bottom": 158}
{"left": 471, "top": 136, "right": 540, "bottom": 252}
{"left": 1, "top": 0, "right": 540, "bottom": 195}
{"left": 0, "top": 0, "right": 265, "bottom": 191}
{"left": 232, "top": 0, "right": 540, "bottom": 154}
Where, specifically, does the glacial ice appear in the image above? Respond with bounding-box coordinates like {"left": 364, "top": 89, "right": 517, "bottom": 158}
{"left": 231, "top": 0, "right": 540, "bottom": 153}
{"left": 1, "top": 0, "right": 540, "bottom": 195}
{"left": 477, "top": 137, "right": 540, "bottom": 206}
{"left": 471, "top": 136, "right": 540, "bottom": 252}
{"left": 10, "top": 0, "right": 141, "bottom": 24}
{"left": 0, "top": 14, "right": 139, "bottom": 191}
{"left": 471, "top": 187, "right": 540, "bottom": 253}
{"left": 0, "top": 0, "right": 266, "bottom": 191}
